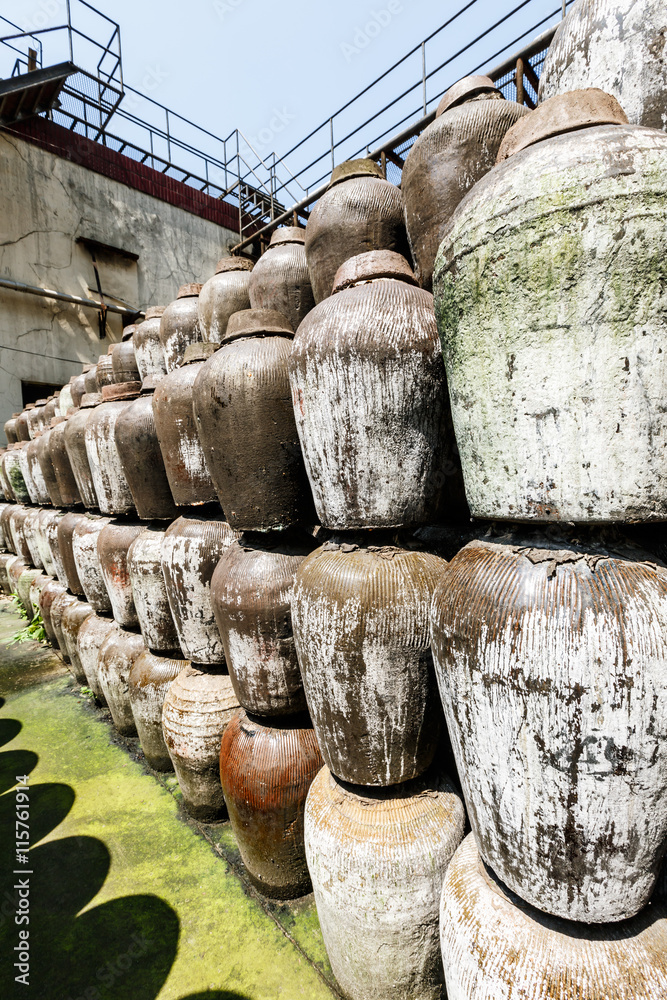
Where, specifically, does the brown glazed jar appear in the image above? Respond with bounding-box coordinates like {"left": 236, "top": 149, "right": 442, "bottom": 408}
{"left": 292, "top": 538, "right": 448, "bottom": 786}
{"left": 70, "top": 373, "right": 87, "bottom": 406}
{"left": 26, "top": 436, "right": 51, "bottom": 505}
{"left": 305, "top": 158, "right": 410, "bottom": 303}
{"left": 162, "top": 662, "right": 239, "bottom": 820}
{"left": 16, "top": 441, "right": 39, "bottom": 504}
{"left": 160, "top": 283, "right": 203, "bottom": 372}
{"left": 4, "top": 446, "right": 31, "bottom": 504}
{"left": 42, "top": 396, "right": 59, "bottom": 425}
{"left": 96, "top": 352, "right": 115, "bottom": 389}
{"left": 38, "top": 578, "right": 69, "bottom": 648}
{"left": 97, "top": 623, "right": 145, "bottom": 735}
{"left": 290, "top": 250, "right": 465, "bottom": 529}
{"left": 84, "top": 383, "right": 140, "bottom": 515}
{"left": 36, "top": 429, "right": 64, "bottom": 507}
{"left": 36, "top": 509, "right": 63, "bottom": 577}
{"left": 76, "top": 611, "right": 115, "bottom": 704}
{"left": 127, "top": 526, "right": 179, "bottom": 653}
{"left": 211, "top": 529, "right": 317, "bottom": 716}
{"left": 26, "top": 401, "right": 47, "bottom": 439}
{"left": 57, "top": 511, "right": 88, "bottom": 595}
{"left": 61, "top": 598, "right": 94, "bottom": 684}
{"left": 4, "top": 413, "right": 19, "bottom": 445}
{"left": 249, "top": 229, "right": 315, "bottom": 331}
{"left": 70, "top": 513, "right": 112, "bottom": 612}
{"left": 9, "top": 506, "right": 32, "bottom": 563}
{"left": 111, "top": 340, "right": 140, "bottom": 383}
{"left": 50, "top": 589, "right": 79, "bottom": 662}
{"left": 161, "top": 512, "right": 240, "bottom": 663}
{"left": 15, "top": 407, "right": 33, "bottom": 443}
{"left": 114, "top": 386, "right": 179, "bottom": 520}
{"left": 83, "top": 365, "right": 99, "bottom": 395}
{"left": 43, "top": 510, "right": 67, "bottom": 584}
{"left": 193, "top": 309, "right": 313, "bottom": 530}
{"left": 49, "top": 418, "right": 82, "bottom": 507}
{"left": 64, "top": 394, "right": 100, "bottom": 509}
{"left": 153, "top": 343, "right": 219, "bottom": 507}
{"left": 199, "top": 258, "right": 254, "bottom": 344}
{"left": 128, "top": 650, "right": 189, "bottom": 770}
{"left": 96, "top": 518, "right": 143, "bottom": 627}
{"left": 22, "top": 508, "right": 44, "bottom": 569}
{"left": 219, "top": 709, "right": 323, "bottom": 898}
{"left": 402, "top": 76, "right": 528, "bottom": 289}
{"left": 7, "top": 557, "right": 27, "bottom": 598}
{"left": 1, "top": 503, "right": 17, "bottom": 553}
{"left": 133, "top": 307, "right": 167, "bottom": 383}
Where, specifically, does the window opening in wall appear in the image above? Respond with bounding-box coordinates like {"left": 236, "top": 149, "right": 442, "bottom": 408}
{"left": 21, "top": 380, "right": 63, "bottom": 406}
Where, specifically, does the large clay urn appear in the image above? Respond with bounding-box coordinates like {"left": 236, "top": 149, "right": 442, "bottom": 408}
{"left": 193, "top": 309, "right": 313, "bottom": 530}
{"left": 0, "top": 553, "right": 18, "bottom": 595}
{"left": 7, "top": 557, "right": 28, "bottom": 599}
{"left": 133, "top": 306, "right": 167, "bottom": 383}
{"left": 64, "top": 394, "right": 100, "bottom": 510}
{"left": 76, "top": 611, "right": 115, "bottom": 704}
{"left": 50, "top": 589, "right": 79, "bottom": 663}
{"left": 161, "top": 513, "right": 239, "bottom": 663}
{"left": 57, "top": 511, "right": 88, "bottom": 595}
{"left": 17, "top": 440, "right": 39, "bottom": 504}
{"left": 433, "top": 89, "right": 667, "bottom": 522}
{"left": 0, "top": 453, "right": 15, "bottom": 502}
{"left": 127, "top": 525, "right": 179, "bottom": 653}
{"left": 114, "top": 384, "right": 179, "bottom": 520}
{"left": 4, "top": 446, "right": 31, "bottom": 504}
{"left": 539, "top": 0, "right": 667, "bottom": 131}
{"left": 305, "top": 158, "right": 409, "bottom": 302}
{"left": 16, "top": 567, "right": 42, "bottom": 620}
{"left": 25, "top": 401, "right": 46, "bottom": 439}
{"left": 4, "top": 413, "right": 18, "bottom": 445}
{"left": 96, "top": 352, "right": 115, "bottom": 389}
{"left": 9, "top": 506, "right": 32, "bottom": 563}
{"left": 152, "top": 343, "right": 218, "bottom": 507}
{"left": 70, "top": 513, "right": 112, "bottom": 612}
{"left": 38, "top": 578, "right": 69, "bottom": 648}
{"left": 0, "top": 505, "right": 15, "bottom": 552}
{"left": 25, "top": 436, "right": 50, "bottom": 505}
{"left": 28, "top": 571, "right": 49, "bottom": 620}
{"left": 199, "top": 258, "right": 253, "bottom": 344}
{"left": 292, "top": 538, "right": 447, "bottom": 786}
{"left": 49, "top": 417, "right": 82, "bottom": 507}
{"left": 97, "top": 623, "right": 145, "bottom": 735}
{"left": 84, "top": 383, "right": 140, "bottom": 515}
{"left": 305, "top": 765, "right": 465, "bottom": 1000}
{"left": 22, "top": 508, "right": 44, "bottom": 569}
{"left": 211, "top": 529, "right": 317, "bottom": 715}
{"left": 96, "top": 518, "right": 143, "bottom": 627}
{"left": 162, "top": 662, "right": 239, "bottom": 820}
{"left": 127, "top": 650, "right": 188, "bottom": 770}
{"left": 15, "top": 407, "right": 33, "bottom": 443}
{"left": 441, "top": 835, "right": 667, "bottom": 1000}
{"left": 36, "top": 509, "right": 62, "bottom": 577}
{"left": 111, "top": 339, "right": 139, "bottom": 383}
{"left": 58, "top": 380, "right": 74, "bottom": 417}
{"left": 402, "top": 76, "right": 528, "bottom": 289}
{"left": 290, "top": 251, "right": 464, "bottom": 529}
{"left": 160, "top": 283, "right": 203, "bottom": 372}
{"left": 220, "top": 709, "right": 323, "bottom": 898}
{"left": 61, "top": 598, "right": 94, "bottom": 684}
{"left": 431, "top": 527, "right": 667, "bottom": 923}
{"left": 249, "top": 228, "right": 315, "bottom": 330}
{"left": 44, "top": 510, "right": 68, "bottom": 586}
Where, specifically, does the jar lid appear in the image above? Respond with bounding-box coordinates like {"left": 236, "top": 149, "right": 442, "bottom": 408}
{"left": 80, "top": 392, "right": 102, "bottom": 408}
{"left": 215, "top": 256, "right": 254, "bottom": 275}
{"left": 436, "top": 75, "right": 501, "bottom": 118}
{"left": 332, "top": 250, "right": 418, "bottom": 293}
{"left": 182, "top": 342, "right": 220, "bottom": 365}
{"left": 223, "top": 309, "right": 294, "bottom": 343}
{"left": 145, "top": 306, "right": 166, "bottom": 320}
{"left": 177, "top": 283, "right": 203, "bottom": 298}
{"left": 35, "top": 398, "right": 48, "bottom": 406}
{"left": 121, "top": 324, "right": 136, "bottom": 342}
{"left": 267, "top": 227, "right": 305, "bottom": 248}
{"left": 101, "top": 381, "right": 142, "bottom": 401}
{"left": 328, "top": 157, "right": 384, "bottom": 189}
{"left": 497, "top": 88, "right": 628, "bottom": 162}
{"left": 24, "top": 404, "right": 35, "bottom": 410}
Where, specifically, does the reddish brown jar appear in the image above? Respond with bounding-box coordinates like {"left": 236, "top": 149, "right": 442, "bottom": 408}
{"left": 96, "top": 518, "right": 143, "bottom": 627}
{"left": 249, "top": 228, "right": 315, "bottom": 331}
{"left": 160, "top": 283, "right": 203, "bottom": 372}
{"left": 128, "top": 650, "right": 188, "bottom": 770}
{"left": 98, "top": 623, "right": 145, "bottom": 735}
{"left": 114, "top": 385, "right": 179, "bottom": 521}
{"left": 199, "top": 258, "right": 253, "bottom": 344}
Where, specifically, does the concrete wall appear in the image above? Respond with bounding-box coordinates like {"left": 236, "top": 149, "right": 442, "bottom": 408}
{"left": 0, "top": 127, "right": 238, "bottom": 441}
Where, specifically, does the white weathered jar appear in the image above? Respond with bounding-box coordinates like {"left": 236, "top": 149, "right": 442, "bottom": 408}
{"left": 84, "top": 384, "right": 139, "bottom": 516}
{"left": 71, "top": 513, "right": 112, "bottom": 613}
{"left": 127, "top": 525, "right": 179, "bottom": 653}
{"left": 198, "top": 257, "right": 253, "bottom": 344}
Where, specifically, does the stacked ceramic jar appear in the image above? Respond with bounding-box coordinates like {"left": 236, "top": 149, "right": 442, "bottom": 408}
{"left": 429, "top": 79, "right": 667, "bottom": 997}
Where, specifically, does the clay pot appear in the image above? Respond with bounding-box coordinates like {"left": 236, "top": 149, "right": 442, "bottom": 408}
{"left": 211, "top": 529, "right": 317, "bottom": 715}
{"left": 76, "top": 611, "right": 115, "bottom": 703}
{"left": 49, "top": 418, "right": 82, "bottom": 507}
{"left": 305, "top": 765, "right": 465, "bottom": 1000}
{"left": 152, "top": 343, "right": 219, "bottom": 507}
{"left": 199, "top": 258, "right": 253, "bottom": 344}
{"left": 126, "top": 525, "right": 179, "bottom": 653}
{"left": 0, "top": 455, "right": 14, "bottom": 502}
{"left": 84, "top": 384, "right": 140, "bottom": 515}
{"left": 42, "top": 396, "right": 59, "bottom": 426}
{"left": 402, "top": 77, "right": 528, "bottom": 289}
{"left": 8, "top": 557, "right": 27, "bottom": 598}
{"left": 4, "top": 414, "right": 18, "bottom": 444}
{"left": 36, "top": 509, "right": 62, "bottom": 577}
{"left": 57, "top": 511, "right": 88, "bottom": 595}
{"left": 0, "top": 553, "right": 18, "bottom": 595}
{"left": 28, "top": 571, "right": 49, "bottom": 619}
{"left": 249, "top": 228, "right": 315, "bottom": 331}
{"left": 220, "top": 709, "right": 323, "bottom": 898}
{"left": 4, "top": 447, "right": 31, "bottom": 504}
{"left": 193, "top": 309, "right": 313, "bottom": 530}
{"left": 162, "top": 662, "right": 239, "bottom": 820}
{"left": 0, "top": 502, "right": 11, "bottom": 550}
{"left": 61, "top": 598, "right": 94, "bottom": 684}
{"left": 63, "top": 398, "right": 99, "bottom": 509}
{"left": 50, "top": 589, "right": 79, "bottom": 662}
{"left": 26, "top": 437, "right": 51, "bottom": 505}
{"left": 133, "top": 307, "right": 167, "bottom": 383}
{"left": 96, "top": 519, "right": 143, "bottom": 627}
{"left": 17, "top": 441, "right": 39, "bottom": 504}
{"left": 111, "top": 340, "right": 139, "bottom": 383}
{"left": 305, "top": 158, "right": 410, "bottom": 303}
{"left": 161, "top": 513, "right": 239, "bottom": 663}
{"left": 0, "top": 505, "right": 15, "bottom": 553}
{"left": 21, "top": 508, "right": 43, "bottom": 568}
{"left": 128, "top": 650, "right": 188, "bottom": 770}
{"left": 290, "top": 251, "right": 464, "bottom": 529}
{"left": 36, "top": 429, "right": 64, "bottom": 506}
{"left": 292, "top": 538, "right": 448, "bottom": 785}
{"left": 70, "top": 513, "right": 112, "bottom": 612}
{"left": 431, "top": 528, "right": 667, "bottom": 923}
{"left": 44, "top": 510, "right": 68, "bottom": 585}
{"left": 26, "top": 401, "right": 47, "bottom": 439}
{"left": 15, "top": 408, "right": 33, "bottom": 443}
{"left": 159, "top": 283, "right": 203, "bottom": 371}
{"left": 440, "top": 834, "right": 667, "bottom": 1000}
{"left": 9, "top": 506, "right": 32, "bottom": 563}
{"left": 16, "top": 568, "right": 41, "bottom": 621}
{"left": 58, "top": 382, "right": 74, "bottom": 417}
{"left": 96, "top": 352, "right": 115, "bottom": 388}
{"left": 70, "top": 373, "right": 88, "bottom": 406}
{"left": 97, "top": 623, "right": 144, "bottom": 734}
{"left": 114, "top": 389, "right": 179, "bottom": 520}
{"left": 433, "top": 90, "right": 667, "bottom": 522}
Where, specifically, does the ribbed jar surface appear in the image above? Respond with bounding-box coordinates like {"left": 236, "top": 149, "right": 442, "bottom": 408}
{"left": 162, "top": 663, "right": 239, "bottom": 820}
{"left": 153, "top": 362, "right": 217, "bottom": 506}
{"left": 50, "top": 589, "right": 79, "bottom": 662}
{"left": 134, "top": 314, "right": 167, "bottom": 382}
{"left": 128, "top": 650, "right": 188, "bottom": 770}
{"left": 114, "top": 393, "right": 179, "bottom": 520}
{"left": 36, "top": 431, "right": 63, "bottom": 506}
{"left": 402, "top": 97, "right": 527, "bottom": 289}
{"left": 96, "top": 519, "right": 143, "bottom": 627}
{"left": 38, "top": 578, "right": 68, "bottom": 648}
{"left": 431, "top": 531, "right": 667, "bottom": 923}
{"left": 160, "top": 296, "right": 202, "bottom": 372}
{"left": 0, "top": 553, "right": 18, "bottom": 595}
{"left": 49, "top": 420, "right": 82, "bottom": 507}
{"left": 63, "top": 407, "right": 98, "bottom": 509}
{"left": 290, "top": 276, "right": 462, "bottom": 528}
{"left": 98, "top": 623, "right": 144, "bottom": 734}
{"left": 161, "top": 514, "right": 239, "bottom": 663}
{"left": 220, "top": 709, "right": 323, "bottom": 897}
{"left": 44, "top": 510, "right": 67, "bottom": 585}
{"left": 111, "top": 341, "right": 139, "bottom": 383}
{"left": 26, "top": 438, "right": 50, "bottom": 505}
{"left": 96, "top": 354, "right": 115, "bottom": 388}
{"left": 249, "top": 241, "right": 315, "bottom": 331}
{"left": 57, "top": 511, "right": 88, "bottom": 595}
{"left": 84, "top": 400, "right": 136, "bottom": 515}
{"left": 193, "top": 335, "right": 313, "bottom": 530}
{"left": 4, "top": 449, "right": 30, "bottom": 503}
{"left": 292, "top": 540, "right": 448, "bottom": 785}
{"left": 305, "top": 765, "right": 465, "bottom": 1000}
{"left": 17, "top": 442, "right": 39, "bottom": 504}
{"left": 61, "top": 598, "right": 94, "bottom": 684}
{"left": 440, "top": 834, "right": 667, "bottom": 1000}
{"left": 36, "top": 509, "right": 63, "bottom": 577}
{"left": 22, "top": 508, "right": 43, "bottom": 568}
{"left": 434, "top": 123, "right": 667, "bottom": 522}
{"left": 127, "top": 525, "right": 179, "bottom": 653}
{"left": 211, "top": 530, "right": 316, "bottom": 715}
{"left": 199, "top": 268, "right": 252, "bottom": 344}
{"left": 9, "top": 507, "right": 32, "bottom": 563}
{"left": 71, "top": 513, "right": 112, "bottom": 612}
{"left": 305, "top": 175, "right": 409, "bottom": 302}
{"left": 76, "top": 611, "right": 115, "bottom": 703}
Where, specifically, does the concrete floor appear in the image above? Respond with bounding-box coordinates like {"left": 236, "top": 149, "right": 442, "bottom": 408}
{"left": 0, "top": 599, "right": 339, "bottom": 1000}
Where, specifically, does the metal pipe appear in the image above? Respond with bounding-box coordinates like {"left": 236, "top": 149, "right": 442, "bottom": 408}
{"left": 0, "top": 276, "right": 141, "bottom": 317}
